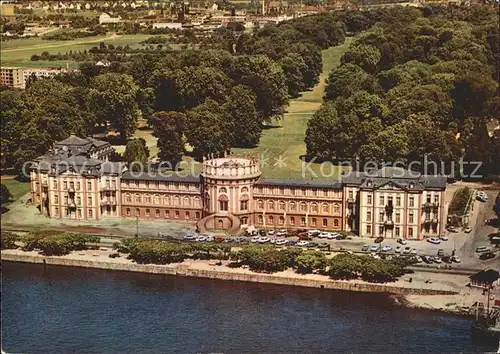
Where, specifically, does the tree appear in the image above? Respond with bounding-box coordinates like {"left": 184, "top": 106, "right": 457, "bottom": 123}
{"left": 295, "top": 251, "right": 327, "bottom": 274}
{"left": 324, "top": 63, "right": 375, "bottom": 101}
{"left": 227, "top": 55, "right": 289, "bottom": 121}
{"left": 341, "top": 44, "right": 381, "bottom": 74}
{"left": 123, "top": 138, "right": 150, "bottom": 172}
{"left": 151, "top": 111, "right": 185, "bottom": 169}
{"left": 0, "top": 231, "right": 18, "bottom": 249}
{"left": 89, "top": 73, "right": 140, "bottom": 141}
{"left": 279, "top": 53, "right": 307, "bottom": 98}
{"left": 184, "top": 99, "right": 232, "bottom": 159}
{"left": 225, "top": 85, "right": 261, "bottom": 147}
{"left": 0, "top": 184, "right": 12, "bottom": 205}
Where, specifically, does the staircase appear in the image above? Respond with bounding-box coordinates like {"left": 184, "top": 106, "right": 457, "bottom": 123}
{"left": 196, "top": 213, "right": 241, "bottom": 235}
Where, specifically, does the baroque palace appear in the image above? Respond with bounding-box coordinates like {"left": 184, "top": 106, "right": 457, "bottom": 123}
{"left": 30, "top": 136, "right": 448, "bottom": 240}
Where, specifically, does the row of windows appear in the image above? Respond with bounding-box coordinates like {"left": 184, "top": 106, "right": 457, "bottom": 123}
{"left": 123, "top": 180, "right": 198, "bottom": 191}
{"left": 365, "top": 194, "right": 440, "bottom": 207}
{"left": 53, "top": 207, "right": 93, "bottom": 218}
{"left": 125, "top": 208, "right": 201, "bottom": 220}
{"left": 255, "top": 186, "right": 341, "bottom": 198}
{"left": 124, "top": 194, "right": 201, "bottom": 207}
{"left": 366, "top": 225, "right": 414, "bottom": 238}
{"left": 256, "top": 200, "right": 341, "bottom": 214}
{"left": 366, "top": 211, "right": 438, "bottom": 223}
{"left": 256, "top": 215, "right": 340, "bottom": 228}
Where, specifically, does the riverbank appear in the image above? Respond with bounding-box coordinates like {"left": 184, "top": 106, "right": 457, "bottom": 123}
{"left": 4, "top": 248, "right": 483, "bottom": 312}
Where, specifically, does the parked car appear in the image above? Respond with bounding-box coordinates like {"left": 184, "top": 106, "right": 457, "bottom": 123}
{"left": 267, "top": 230, "right": 275, "bottom": 236}
{"left": 259, "top": 229, "right": 267, "bottom": 236}
{"left": 382, "top": 245, "right": 393, "bottom": 252}
{"left": 297, "top": 240, "right": 310, "bottom": 247}
{"left": 308, "top": 230, "right": 320, "bottom": 237}
{"left": 251, "top": 236, "right": 259, "bottom": 243}
{"left": 451, "top": 256, "right": 461, "bottom": 263}
{"left": 285, "top": 240, "right": 297, "bottom": 246}
{"left": 440, "top": 235, "right": 449, "bottom": 241}
{"left": 479, "top": 252, "right": 496, "bottom": 260}
{"left": 395, "top": 246, "right": 402, "bottom": 253}
{"left": 370, "top": 244, "right": 380, "bottom": 252}
{"left": 423, "top": 256, "right": 433, "bottom": 264}
{"left": 396, "top": 238, "right": 407, "bottom": 245}
{"left": 275, "top": 239, "right": 287, "bottom": 246}
{"left": 183, "top": 234, "right": 196, "bottom": 240}
{"left": 335, "top": 234, "right": 347, "bottom": 240}
{"left": 437, "top": 249, "right": 445, "bottom": 257}
{"left": 196, "top": 236, "right": 207, "bottom": 242}
{"left": 464, "top": 227, "right": 472, "bottom": 233}
{"left": 258, "top": 237, "right": 270, "bottom": 244}
{"left": 374, "top": 236, "right": 384, "bottom": 243}
{"left": 402, "top": 246, "right": 412, "bottom": 255}
{"left": 475, "top": 246, "right": 490, "bottom": 253}
{"left": 427, "top": 237, "right": 441, "bottom": 244}
{"left": 415, "top": 256, "right": 423, "bottom": 263}
{"left": 361, "top": 244, "right": 369, "bottom": 252}
{"left": 318, "top": 232, "right": 330, "bottom": 238}
{"left": 447, "top": 226, "right": 459, "bottom": 233}
{"left": 205, "top": 236, "right": 214, "bottom": 242}
{"left": 410, "top": 248, "right": 417, "bottom": 255}
{"left": 318, "top": 242, "right": 329, "bottom": 248}
{"left": 442, "top": 256, "right": 452, "bottom": 264}
{"left": 276, "top": 230, "right": 287, "bottom": 237}
{"left": 306, "top": 242, "right": 318, "bottom": 248}
{"left": 433, "top": 257, "right": 442, "bottom": 264}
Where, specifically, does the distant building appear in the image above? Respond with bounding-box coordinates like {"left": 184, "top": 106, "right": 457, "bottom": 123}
{"left": 99, "top": 13, "right": 121, "bottom": 25}
{"left": 152, "top": 22, "right": 183, "bottom": 29}
{"left": 0, "top": 67, "right": 26, "bottom": 89}
{"left": 96, "top": 59, "right": 111, "bottom": 67}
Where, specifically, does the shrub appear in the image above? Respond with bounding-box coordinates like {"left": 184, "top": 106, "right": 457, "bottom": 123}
{"left": 295, "top": 251, "right": 327, "bottom": 274}
{"left": 1, "top": 231, "right": 18, "bottom": 249}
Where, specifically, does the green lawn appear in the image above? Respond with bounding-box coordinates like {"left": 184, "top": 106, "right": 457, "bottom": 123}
{"left": 1, "top": 34, "right": 152, "bottom": 67}
{"left": 1, "top": 178, "right": 30, "bottom": 203}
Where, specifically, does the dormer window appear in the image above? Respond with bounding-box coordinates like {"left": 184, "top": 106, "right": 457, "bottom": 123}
{"left": 367, "top": 180, "right": 372, "bottom": 187}
{"left": 409, "top": 182, "right": 414, "bottom": 189}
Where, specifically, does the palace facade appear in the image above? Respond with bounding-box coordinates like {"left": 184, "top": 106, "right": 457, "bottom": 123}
{"left": 30, "top": 137, "right": 447, "bottom": 240}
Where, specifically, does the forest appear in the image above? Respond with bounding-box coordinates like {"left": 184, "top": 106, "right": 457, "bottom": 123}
{"left": 1, "top": 5, "right": 499, "bottom": 179}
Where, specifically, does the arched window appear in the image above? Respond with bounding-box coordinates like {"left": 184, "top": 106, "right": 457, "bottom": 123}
{"left": 333, "top": 204, "right": 340, "bottom": 214}
{"left": 155, "top": 209, "right": 160, "bottom": 218}
{"left": 241, "top": 187, "right": 249, "bottom": 193}
{"left": 290, "top": 217, "right": 295, "bottom": 225}
{"left": 258, "top": 200, "right": 264, "bottom": 209}
{"left": 257, "top": 215, "right": 263, "bottom": 224}
{"left": 269, "top": 215, "right": 274, "bottom": 224}
{"left": 289, "top": 202, "right": 296, "bottom": 211}
{"left": 145, "top": 195, "right": 151, "bottom": 204}
{"left": 219, "top": 187, "right": 227, "bottom": 193}
{"left": 268, "top": 200, "right": 275, "bottom": 210}
{"left": 135, "top": 194, "right": 141, "bottom": 203}
{"left": 165, "top": 210, "right": 170, "bottom": 218}
{"left": 164, "top": 196, "right": 170, "bottom": 205}
{"left": 145, "top": 209, "right": 150, "bottom": 217}
{"left": 174, "top": 196, "right": 180, "bottom": 206}
{"left": 311, "top": 203, "right": 318, "bottom": 213}
{"left": 334, "top": 219, "right": 339, "bottom": 228}
{"left": 184, "top": 197, "right": 190, "bottom": 207}
{"left": 241, "top": 217, "right": 248, "bottom": 225}
{"left": 301, "top": 217, "right": 306, "bottom": 226}
{"left": 185, "top": 211, "right": 190, "bottom": 219}
{"left": 194, "top": 197, "right": 201, "bottom": 208}
{"left": 322, "top": 203, "right": 329, "bottom": 213}
{"left": 125, "top": 194, "right": 131, "bottom": 202}
{"left": 126, "top": 208, "right": 131, "bottom": 216}
{"left": 300, "top": 202, "right": 307, "bottom": 212}
{"left": 279, "top": 216, "right": 285, "bottom": 225}
{"left": 135, "top": 208, "right": 140, "bottom": 216}
{"left": 219, "top": 194, "right": 229, "bottom": 211}
{"left": 323, "top": 218, "right": 327, "bottom": 227}
{"left": 279, "top": 201, "right": 285, "bottom": 211}
{"left": 195, "top": 212, "right": 200, "bottom": 219}
{"left": 154, "top": 195, "right": 160, "bottom": 204}
{"left": 311, "top": 218, "right": 317, "bottom": 226}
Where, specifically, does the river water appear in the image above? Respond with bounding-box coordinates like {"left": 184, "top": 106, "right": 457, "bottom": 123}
{"left": 1, "top": 262, "right": 494, "bottom": 353}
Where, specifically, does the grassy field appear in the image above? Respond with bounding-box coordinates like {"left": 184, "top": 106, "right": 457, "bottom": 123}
{"left": 116, "top": 38, "right": 353, "bottom": 180}
{"left": 1, "top": 34, "right": 152, "bottom": 67}
{"left": 1, "top": 177, "right": 30, "bottom": 204}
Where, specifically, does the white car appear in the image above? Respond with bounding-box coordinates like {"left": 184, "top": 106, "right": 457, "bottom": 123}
{"left": 410, "top": 248, "right": 417, "bottom": 255}
{"left": 433, "top": 257, "right": 442, "bottom": 264}
{"left": 381, "top": 245, "right": 393, "bottom": 252}
{"left": 318, "top": 232, "right": 330, "bottom": 238}
{"left": 395, "top": 246, "right": 402, "bottom": 253}
{"left": 251, "top": 236, "right": 259, "bottom": 243}
{"left": 402, "top": 246, "right": 412, "bottom": 255}
{"left": 415, "top": 256, "right": 423, "bottom": 263}
{"left": 267, "top": 230, "right": 275, "bottom": 236}
{"left": 440, "top": 235, "right": 449, "bottom": 241}
{"left": 427, "top": 237, "right": 441, "bottom": 244}
{"left": 308, "top": 230, "right": 320, "bottom": 237}
{"left": 297, "top": 240, "right": 310, "bottom": 247}
{"left": 276, "top": 230, "right": 287, "bottom": 237}
{"left": 372, "top": 254, "right": 381, "bottom": 259}
{"left": 275, "top": 239, "right": 287, "bottom": 245}
{"left": 258, "top": 237, "right": 270, "bottom": 244}
{"left": 397, "top": 238, "right": 407, "bottom": 245}
{"left": 370, "top": 244, "right": 380, "bottom": 252}
{"left": 326, "top": 233, "right": 337, "bottom": 239}
{"left": 464, "top": 227, "right": 472, "bottom": 233}
{"left": 196, "top": 236, "right": 207, "bottom": 242}
{"left": 183, "top": 233, "right": 196, "bottom": 240}
{"left": 205, "top": 236, "right": 214, "bottom": 242}
{"left": 451, "top": 256, "right": 461, "bottom": 263}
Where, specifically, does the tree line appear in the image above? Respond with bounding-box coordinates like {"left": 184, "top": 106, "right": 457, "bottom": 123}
{"left": 305, "top": 5, "right": 499, "bottom": 177}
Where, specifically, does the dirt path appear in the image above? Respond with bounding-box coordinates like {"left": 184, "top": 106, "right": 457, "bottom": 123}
{"left": 1, "top": 33, "right": 120, "bottom": 52}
